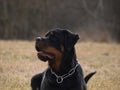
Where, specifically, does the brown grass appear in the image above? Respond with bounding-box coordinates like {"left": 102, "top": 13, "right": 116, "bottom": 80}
{"left": 0, "top": 40, "right": 120, "bottom": 90}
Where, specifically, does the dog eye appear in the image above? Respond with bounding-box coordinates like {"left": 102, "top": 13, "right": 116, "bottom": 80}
{"left": 50, "top": 32, "right": 54, "bottom": 35}
{"left": 45, "top": 32, "right": 54, "bottom": 37}
{"left": 45, "top": 32, "right": 58, "bottom": 42}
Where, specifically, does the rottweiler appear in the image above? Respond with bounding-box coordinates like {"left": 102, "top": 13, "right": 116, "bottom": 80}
{"left": 31, "top": 28, "right": 96, "bottom": 90}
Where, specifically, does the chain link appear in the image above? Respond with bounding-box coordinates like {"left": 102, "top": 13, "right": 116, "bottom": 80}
{"left": 50, "top": 63, "right": 79, "bottom": 84}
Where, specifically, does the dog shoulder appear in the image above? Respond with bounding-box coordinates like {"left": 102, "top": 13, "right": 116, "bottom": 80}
{"left": 31, "top": 73, "right": 44, "bottom": 90}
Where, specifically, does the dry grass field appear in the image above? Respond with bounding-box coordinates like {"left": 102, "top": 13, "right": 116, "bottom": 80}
{"left": 0, "top": 40, "right": 120, "bottom": 90}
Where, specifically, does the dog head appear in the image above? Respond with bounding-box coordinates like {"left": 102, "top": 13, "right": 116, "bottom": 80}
{"left": 35, "top": 28, "right": 79, "bottom": 70}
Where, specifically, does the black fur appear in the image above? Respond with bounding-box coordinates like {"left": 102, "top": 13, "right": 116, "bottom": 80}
{"left": 85, "top": 71, "right": 96, "bottom": 83}
{"left": 31, "top": 28, "right": 96, "bottom": 90}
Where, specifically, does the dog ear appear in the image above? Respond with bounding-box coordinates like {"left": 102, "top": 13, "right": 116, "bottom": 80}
{"left": 63, "top": 30, "right": 80, "bottom": 51}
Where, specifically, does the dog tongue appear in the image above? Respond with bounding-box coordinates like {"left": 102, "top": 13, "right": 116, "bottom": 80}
{"left": 38, "top": 51, "right": 54, "bottom": 59}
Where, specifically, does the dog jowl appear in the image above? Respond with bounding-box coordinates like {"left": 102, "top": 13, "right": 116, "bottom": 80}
{"left": 31, "top": 28, "right": 96, "bottom": 90}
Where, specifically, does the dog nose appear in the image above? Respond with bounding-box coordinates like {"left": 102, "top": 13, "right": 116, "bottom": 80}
{"left": 36, "top": 37, "right": 41, "bottom": 42}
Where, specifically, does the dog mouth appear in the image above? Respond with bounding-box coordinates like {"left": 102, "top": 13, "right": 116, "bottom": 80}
{"left": 37, "top": 50, "right": 55, "bottom": 61}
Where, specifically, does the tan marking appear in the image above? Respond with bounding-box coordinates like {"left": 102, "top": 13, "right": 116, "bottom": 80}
{"left": 61, "top": 45, "right": 64, "bottom": 52}
{"left": 39, "top": 41, "right": 48, "bottom": 50}
{"left": 50, "top": 32, "right": 54, "bottom": 36}
{"left": 43, "top": 47, "right": 62, "bottom": 71}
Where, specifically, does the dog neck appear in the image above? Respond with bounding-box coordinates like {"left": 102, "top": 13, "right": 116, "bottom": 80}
{"left": 50, "top": 63, "right": 79, "bottom": 84}
{"left": 49, "top": 47, "right": 78, "bottom": 75}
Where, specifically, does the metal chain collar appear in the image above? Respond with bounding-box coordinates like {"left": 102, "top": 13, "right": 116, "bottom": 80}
{"left": 50, "top": 63, "right": 79, "bottom": 84}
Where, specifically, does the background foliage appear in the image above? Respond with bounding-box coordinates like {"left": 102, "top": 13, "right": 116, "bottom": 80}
{"left": 0, "top": 0, "right": 120, "bottom": 42}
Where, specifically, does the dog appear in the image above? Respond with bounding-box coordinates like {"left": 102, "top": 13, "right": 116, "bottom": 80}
{"left": 31, "top": 28, "right": 96, "bottom": 90}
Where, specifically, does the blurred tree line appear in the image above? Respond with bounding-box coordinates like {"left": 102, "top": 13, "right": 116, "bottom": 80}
{"left": 0, "top": 0, "right": 120, "bottom": 42}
